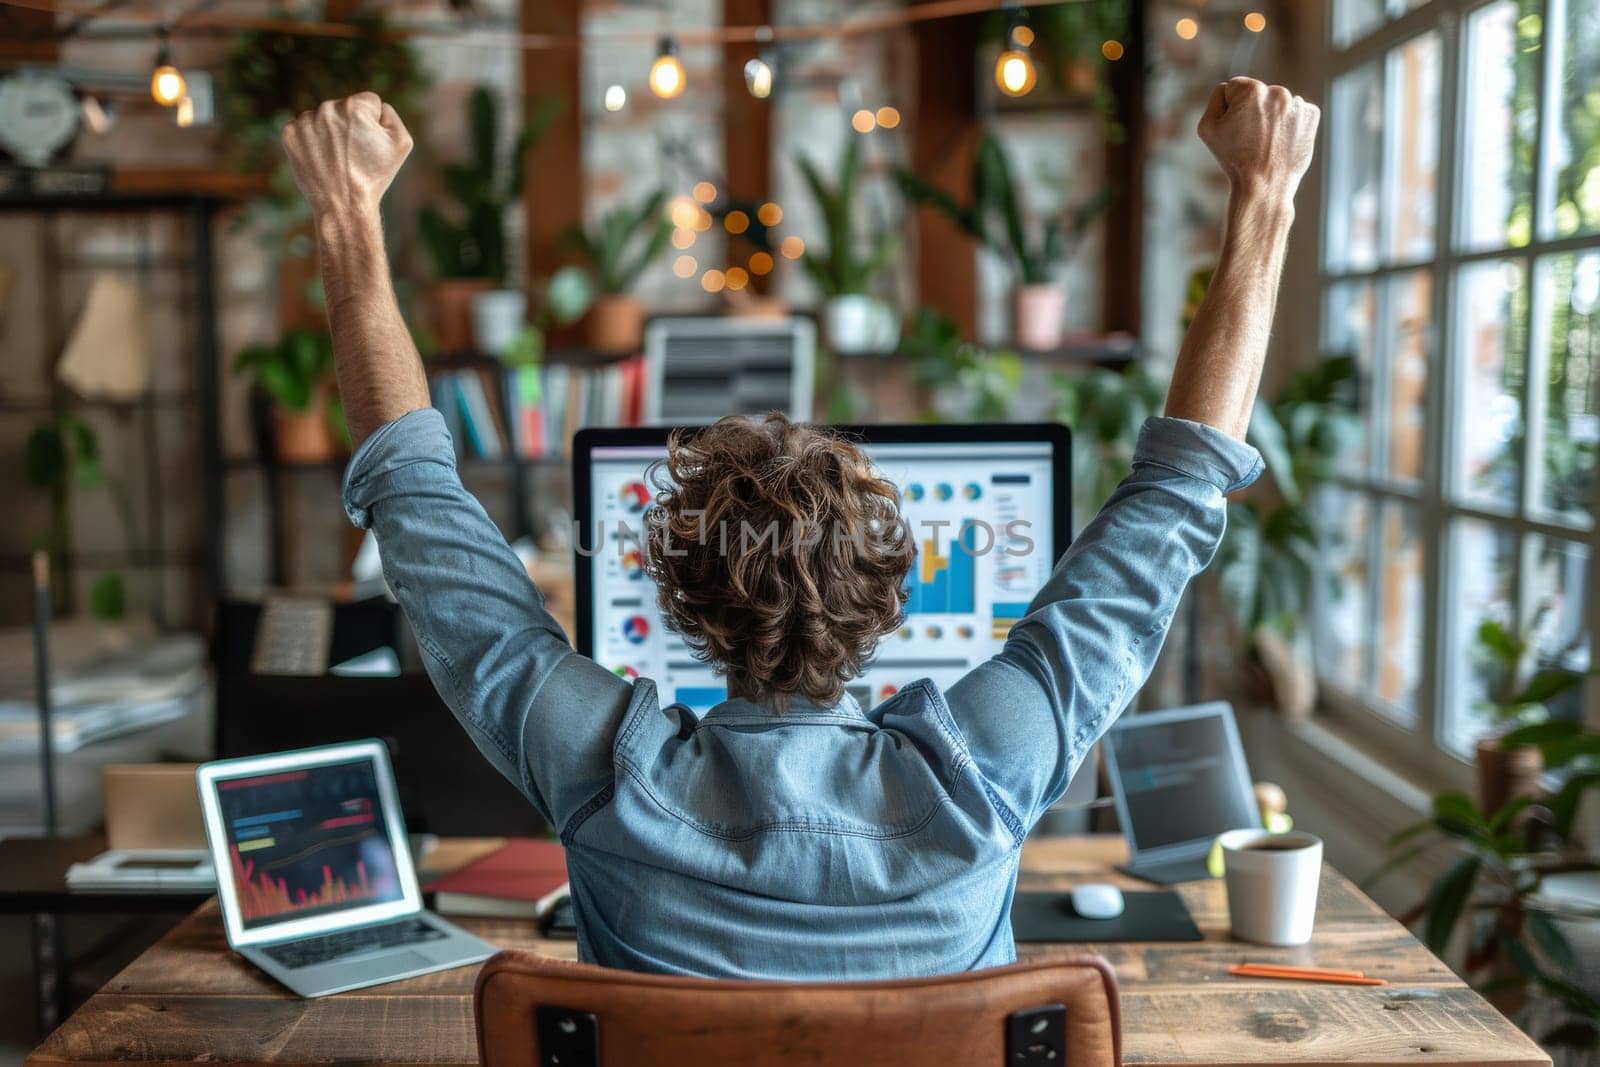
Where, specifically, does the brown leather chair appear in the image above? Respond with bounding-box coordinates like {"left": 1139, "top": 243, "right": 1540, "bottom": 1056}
{"left": 475, "top": 952, "right": 1121, "bottom": 1067}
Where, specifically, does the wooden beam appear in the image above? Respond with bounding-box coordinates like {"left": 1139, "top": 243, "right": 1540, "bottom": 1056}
{"left": 522, "top": 0, "right": 584, "bottom": 338}
{"left": 722, "top": 0, "right": 774, "bottom": 292}
{"left": 1100, "top": 0, "right": 1146, "bottom": 335}
{"left": 0, "top": 4, "right": 56, "bottom": 63}
{"left": 910, "top": 12, "right": 981, "bottom": 337}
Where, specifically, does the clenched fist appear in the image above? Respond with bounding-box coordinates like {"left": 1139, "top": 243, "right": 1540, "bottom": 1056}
{"left": 1198, "top": 77, "right": 1319, "bottom": 199}
{"left": 281, "top": 92, "right": 413, "bottom": 220}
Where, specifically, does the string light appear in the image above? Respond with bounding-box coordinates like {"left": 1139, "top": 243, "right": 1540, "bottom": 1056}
{"left": 176, "top": 95, "right": 195, "bottom": 127}
{"left": 671, "top": 228, "right": 696, "bottom": 249}
{"left": 757, "top": 202, "right": 783, "bottom": 226}
{"left": 724, "top": 210, "right": 750, "bottom": 235}
{"left": 851, "top": 108, "right": 876, "bottom": 133}
{"left": 749, "top": 251, "right": 774, "bottom": 275}
{"left": 1243, "top": 12, "right": 1266, "bottom": 31}
{"left": 1101, "top": 39, "right": 1125, "bottom": 60}
{"left": 701, "top": 268, "right": 726, "bottom": 293}
{"left": 603, "top": 84, "right": 627, "bottom": 111}
{"left": 744, "top": 55, "right": 774, "bottom": 99}
{"left": 150, "top": 31, "right": 185, "bottom": 107}
{"left": 673, "top": 254, "right": 697, "bottom": 278}
{"left": 649, "top": 36, "right": 686, "bottom": 99}
{"left": 1175, "top": 17, "right": 1199, "bottom": 39}
{"left": 875, "top": 106, "right": 900, "bottom": 129}
{"left": 780, "top": 236, "right": 805, "bottom": 259}
{"left": 726, "top": 266, "right": 749, "bottom": 291}
{"left": 692, "top": 208, "right": 713, "bottom": 232}
{"left": 994, "top": 10, "right": 1037, "bottom": 97}
{"left": 693, "top": 181, "right": 717, "bottom": 203}
{"left": 669, "top": 197, "right": 700, "bottom": 229}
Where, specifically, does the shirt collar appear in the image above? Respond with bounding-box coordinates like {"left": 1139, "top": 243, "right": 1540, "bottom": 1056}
{"left": 695, "top": 690, "right": 869, "bottom": 727}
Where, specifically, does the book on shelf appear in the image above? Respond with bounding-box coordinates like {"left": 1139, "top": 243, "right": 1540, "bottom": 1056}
{"left": 426, "top": 356, "right": 648, "bottom": 461}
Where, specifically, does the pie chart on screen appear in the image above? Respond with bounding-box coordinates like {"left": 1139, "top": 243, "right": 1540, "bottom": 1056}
{"left": 622, "top": 615, "right": 651, "bottom": 644}
{"left": 619, "top": 481, "right": 651, "bottom": 514}
{"left": 621, "top": 549, "right": 645, "bottom": 580}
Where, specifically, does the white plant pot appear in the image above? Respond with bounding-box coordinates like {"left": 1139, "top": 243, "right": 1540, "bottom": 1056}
{"left": 1014, "top": 283, "right": 1068, "bottom": 351}
{"left": 825, "top": 295, "right": 899, "bottom": 356}
{"left": 471, "top": 288, "right": 527, "bottom": 357}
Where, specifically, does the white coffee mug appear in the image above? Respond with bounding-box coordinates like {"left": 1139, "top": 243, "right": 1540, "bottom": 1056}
{"left": 1219, "top": 829, "right": 1323, "bottom": 946}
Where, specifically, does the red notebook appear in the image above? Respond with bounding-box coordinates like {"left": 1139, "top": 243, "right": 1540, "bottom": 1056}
{"left": 425, "top": 839, "right": 568, "bottom": 919}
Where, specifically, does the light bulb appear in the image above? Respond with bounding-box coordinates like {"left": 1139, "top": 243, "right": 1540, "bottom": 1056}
{"left": 151, "top": 50, "right": 185, "bottom": 107}
{"left": 995, "top": 49, "right": 1037, "bottom": 97}
{"left": 744, "top": 56, "right": 774, "bottom": 99}
{"left": 603, "top": 84, "right": 627, "bottom": 112}
{"left": 1244, "top": 12, "right": 1267, "bottom": 31}
{"left": 649, "top": 37, "right": 685, "bottom": 100}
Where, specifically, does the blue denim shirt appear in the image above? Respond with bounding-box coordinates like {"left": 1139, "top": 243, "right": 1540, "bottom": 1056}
{"left": 343, "top": 409, "right": 1261, "bottom": 980}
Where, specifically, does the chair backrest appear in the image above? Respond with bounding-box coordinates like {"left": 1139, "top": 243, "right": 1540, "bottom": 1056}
{"left": 475, "top": 952, "right": 1121, "bottom": 1067}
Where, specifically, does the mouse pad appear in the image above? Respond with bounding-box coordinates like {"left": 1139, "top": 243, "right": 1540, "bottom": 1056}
{"left": 1011, "top": 890, "right": 1204, "bottom": 942}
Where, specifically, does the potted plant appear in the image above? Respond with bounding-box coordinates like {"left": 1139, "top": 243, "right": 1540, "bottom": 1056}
{"left": 795, "top": 136, "right": 900, "bottom": 356}
{"left": 419, "top": 88, "right": 561, "bottom": 355}
{"left": 233, "top": 329, "right": 347, "bottom": 464}
{"left": 1469, "top": 614, "right": 1591, "bottom": 817}
{"left": 566, "top": 188, "right": 671, "bottom": 353}
{"left": 24, "top": 414, "right": 132, "bottom": 618}
{"left": 897, "top": 134, "right": 1110, "bottom": 351}
{"left": 1370, "top": 720, "right": 1599, "bottom": 1044}
{"left": 898, "top": 309, "right": 1024, "bottom": 420}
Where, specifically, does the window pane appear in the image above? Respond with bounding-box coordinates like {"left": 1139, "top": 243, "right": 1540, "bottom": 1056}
{"left": 1535, "top": 251, "right": 1600, "bottom": 523}
{"left": 1387, "top": 33, "right": 1441, "bottom": 261}
{"left": 1454, "top": 260, "right": 1527, "bottom": 509}
{"left": 1373, "top": 502, "right": 1424, "bottom": 722}
{"left": 1385, "top": 270, "right": 1431, "bottom": 482}
{"left": 1460, "top": 0, "right": 1537, "bottom": 249}
{"left": 1315, "top": 486, "right": 1373, "bottom": 686}
{"left": 1552, "top": 0, "right": 1600, "bottom": 237}
{"left": 1327, "top": 62, "right": 1384, "bottom": 272}
{"left": 1444, "top": 519, "right": 1518, "bottom": 755}
{"left": 1528, "top": 536, "right": 1592, "bottom": 724}
{"left": 1334, "top": 0, "right": 1386, "bottom": 47}
{"left": 1325, "top": 282, "right": 1378, "bottom": 472}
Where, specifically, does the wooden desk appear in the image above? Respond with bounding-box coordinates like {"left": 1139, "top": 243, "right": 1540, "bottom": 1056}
{"left": 27, "top": 836, "right": 1549, "bottom": 1067}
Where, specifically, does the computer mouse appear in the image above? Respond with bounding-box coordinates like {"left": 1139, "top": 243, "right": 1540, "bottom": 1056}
{"left": 1070, "top": 883, "right": 1125, "bottom": 920}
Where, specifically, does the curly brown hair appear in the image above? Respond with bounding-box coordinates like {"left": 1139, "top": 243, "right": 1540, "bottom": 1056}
{"left": 642, "top": 414, "right": 913, "bottom": 710}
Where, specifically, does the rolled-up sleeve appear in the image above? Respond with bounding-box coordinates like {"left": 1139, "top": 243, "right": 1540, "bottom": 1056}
{"left": 944, "top": 416, "right": 1263, "bottom": 831}
{"left": 343, "top": 408, "right": 631, "bottom": 829}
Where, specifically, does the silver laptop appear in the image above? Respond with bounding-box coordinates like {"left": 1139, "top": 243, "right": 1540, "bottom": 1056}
{"left": 1102, "top": 702, "right": 1260, "bottom": 885}
{"left": 196, "top": 740, "right": 495, "bottom": 998}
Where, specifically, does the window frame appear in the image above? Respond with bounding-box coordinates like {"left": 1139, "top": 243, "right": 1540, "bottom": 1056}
{"left": 1313, "top": 0, "right": 1600, "bottom": 788}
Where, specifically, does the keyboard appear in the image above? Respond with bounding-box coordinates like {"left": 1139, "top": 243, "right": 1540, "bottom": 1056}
{"left": 261, "top": 917, "right": 445, "bottom": 970}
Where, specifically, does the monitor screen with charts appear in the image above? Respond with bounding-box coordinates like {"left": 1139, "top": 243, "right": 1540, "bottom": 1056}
{"left": 198, "top": 742, "right": 422, "bottom": 944}
{"left": 572, "top": 424, "right": 1071, "bottom": 712}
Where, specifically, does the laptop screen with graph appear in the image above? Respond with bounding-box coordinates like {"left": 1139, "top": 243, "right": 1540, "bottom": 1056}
{"left": 199, "top": 740, "right": 423, "bottom": 945}
{"left": 572, "top": 424, "right": 1071, "bottom": 713}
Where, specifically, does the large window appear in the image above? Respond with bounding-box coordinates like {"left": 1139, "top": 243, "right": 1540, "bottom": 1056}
{"left": 1316, "top": 0, "right": 1599, "bottom": 777}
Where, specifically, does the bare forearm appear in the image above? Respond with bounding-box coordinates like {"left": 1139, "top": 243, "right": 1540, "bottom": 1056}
{"left": 315, "top": 207, "right": 431, "bottom": 446}
{"left": 1164, "top": 187, "right": 1295, "bottom": 440}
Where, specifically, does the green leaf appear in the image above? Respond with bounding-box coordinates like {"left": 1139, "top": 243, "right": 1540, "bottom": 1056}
{"left": 24, "top": 424, "right": 67, "bottom": 489}
{"left": 1511, "top": 669, "right": 1584, "bottom": 705}
{"left": 1477, "top": 618, "right": 1524, "bottom": 664}
{"left": 1486, "top": 795, "right": 1535, "bottom": 833}
{"left": 1422, "top": 854, "right": 1481, "bottom": 954}
{"left": 1248, "top": 402, "right": 1301, "bottom": 504}
{"left": 1524, "top": 910, "right": 1577, "bottom": 973}
{"left": 1433, "top": 791, "right": 1486, "bottom": 832}
{"left": 1500, "top": 720, "right": 1583, "bottom": 749}
{"left": 88, "top": 572, "right": 126, "bottom": 620}
{"left": 468, "top": 86, "right": 497, "bottom": 176}
{"left": 1551, "top": 770, "right": 1600, "bottom": 837}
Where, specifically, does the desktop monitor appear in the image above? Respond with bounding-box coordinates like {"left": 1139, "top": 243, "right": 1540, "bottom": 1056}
{"left": 571, "top": 424, "right": 1071, "bottom": 712}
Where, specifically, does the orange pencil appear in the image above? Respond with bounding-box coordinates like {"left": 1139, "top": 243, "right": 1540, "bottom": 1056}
{"left": 1230, "top": 964, "right": 1387, "bottom": 986}
{"left": 1230, "top": 963, "right": 1368, "bottom": 979}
